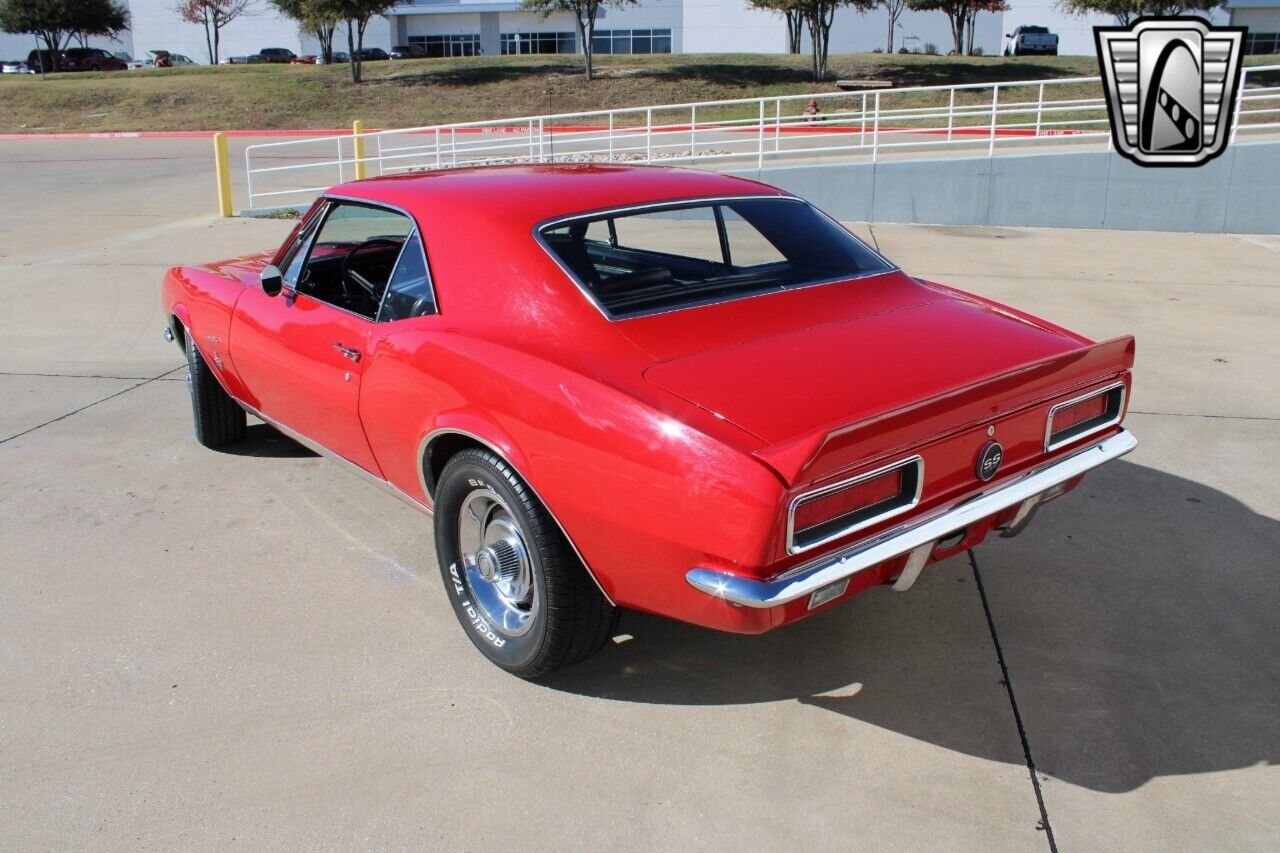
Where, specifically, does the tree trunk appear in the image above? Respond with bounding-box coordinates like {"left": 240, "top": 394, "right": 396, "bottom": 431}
{"left": 950, "top": 13, "right": 965, "bottom": 55}
{"left": 577, "top": 11, "right": 594, "bottom": 80}
{"left": 203, "top": 13, "right": 214, "bottom": 65}
{"left": 319, "top": 25, "right": 334, "bottom": 64}
{"left": 787, "top": 11, "right": 803, "bottom": 54}
{"left": 805, "top": 13, "right": 819, "bottom": 80}
{"left": 213, "top": 22, "right": 221, "bottom": 65}
{"left": 351, "top": 20, "right": 365, "bottom": 84}
{"left": 886, "top": 7, "right": 894, "bottom": 53}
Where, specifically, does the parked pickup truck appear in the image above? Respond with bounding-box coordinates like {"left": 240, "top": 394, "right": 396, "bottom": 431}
{"left": 1005, "top": 25, "right": 1059, "bottom": 56}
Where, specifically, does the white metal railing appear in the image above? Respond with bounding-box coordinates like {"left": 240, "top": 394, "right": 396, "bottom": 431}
{"left": 244, "top": 64, "right": 1280, "bottom": 209}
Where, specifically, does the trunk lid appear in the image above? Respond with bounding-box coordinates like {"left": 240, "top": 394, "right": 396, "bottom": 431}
{"left": 635, "top": 274, "right": 1132, "bottom": 486}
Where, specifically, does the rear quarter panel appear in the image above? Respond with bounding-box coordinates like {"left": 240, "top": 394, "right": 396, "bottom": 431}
{"left": 359, "top": 326, "right": 786, "bottom": 626}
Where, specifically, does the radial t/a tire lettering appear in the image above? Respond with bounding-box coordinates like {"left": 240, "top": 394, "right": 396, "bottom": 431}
{"left": 434, "top": 448, "right": 615, "bottom": 678}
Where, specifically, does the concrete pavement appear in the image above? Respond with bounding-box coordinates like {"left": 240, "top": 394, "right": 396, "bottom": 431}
{"left": 1, "top": 138, "right": 1277, "bottom": 849}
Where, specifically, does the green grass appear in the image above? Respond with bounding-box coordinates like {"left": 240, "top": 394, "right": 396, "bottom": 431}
{"left": 2, "top": 53, "right": 1274, "bottom": 133}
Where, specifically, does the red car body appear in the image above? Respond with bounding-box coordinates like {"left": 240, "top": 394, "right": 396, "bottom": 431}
{"left": 161, "top": 165, "right": 1136, "bottom": 635}
{"left": 60, "top": 48, "right": 128, "bottom": 71}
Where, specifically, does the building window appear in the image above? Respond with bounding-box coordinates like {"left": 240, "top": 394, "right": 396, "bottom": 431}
{"left": 1243, "top": 32, "right": 1279, "bottom": 55}
{"left": 590, "top": 29, "right": 672, "bottom": 55}
{"left": 500, "top": 32, "right": 576, "bottom": 55}
{"left": 408, "top": 34, "right": 482, "bottom": 57}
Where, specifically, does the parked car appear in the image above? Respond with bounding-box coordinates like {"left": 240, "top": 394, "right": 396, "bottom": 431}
{"left": 60, "top": 47, "right": 128, "bottom": 71}
{"left": 257, "top": 47, "right": 297, "bottom": 63}
{"left": 353, "top": 47, "right": 390, "bottom": 61}
{"left": 148, "top": 50, "right": 195, "bottom": 68}
{"left": 390, "top": 44, "right": 426, "bottom": 59}
{"left": 328, "top": 52, "right": 351, "bottom": 63}
{"left": 222, "top": 55, "right": 265, "bottom": 64}
{"left": 291, "top": 55, "right": 318, "bottom": 64}
{"left": 1005, "top": 25, "right": 1059, "bottom": 56}
{"left": 26, "top": 49, "right": 66, "bottom": 73}
{"left": 161, "top": 166, "right": 1137, "bottom": 678}
{"left": 1, "top": 59, "right": 37, "bottom": 74}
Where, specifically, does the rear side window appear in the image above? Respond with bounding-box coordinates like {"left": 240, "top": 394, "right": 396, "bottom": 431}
{"left": 378, "top": 230, "right": 435, "bottom": 321}
{"left": 539, "top": 197, "right": 892, "bottom": 318}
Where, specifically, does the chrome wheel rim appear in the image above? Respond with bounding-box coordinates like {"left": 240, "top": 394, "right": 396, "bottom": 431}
{"left": 457, "top": 488, "right": 538, "bottom": 637}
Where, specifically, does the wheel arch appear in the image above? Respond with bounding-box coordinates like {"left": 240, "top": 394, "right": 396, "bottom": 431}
{"left": 418, "top": 422, "right": 615, "bottom": 605}
{"left": 168, "top": 305, "right": 191, "bottom": 352}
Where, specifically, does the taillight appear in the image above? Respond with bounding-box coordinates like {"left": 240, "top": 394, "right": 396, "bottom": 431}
{"left": 787, "top": 457, "right": 923, "bottom": 554}
{"left": 1045, "top": 383, "right": 1126, "bottom": 452}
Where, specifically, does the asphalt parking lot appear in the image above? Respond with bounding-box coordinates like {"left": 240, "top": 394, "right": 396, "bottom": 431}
{"left": 2, "top": 138, "right": 1277, "bottom": 849}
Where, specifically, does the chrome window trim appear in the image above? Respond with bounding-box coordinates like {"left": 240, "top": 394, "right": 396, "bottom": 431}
{"left": 786, "top": 455, "right": 925, "bottom": 556}
{"left": 278, "top": 200, "right": 330, "bottom": 286}
{"left": 317, "top": 193, "right": 440, "bottom": 320}
{"left": 531, "top": 194, "right": 899, "bottom": 321}
{"left": 418, "top": 428, "right": 615, "bottom": 605}
{"left": 1044, "top": 381, "right": 1127, "bottom": 453}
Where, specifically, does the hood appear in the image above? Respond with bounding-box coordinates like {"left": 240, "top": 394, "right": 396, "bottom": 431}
{"left": 199, "top": 251, "right": 273, "bottom": 287}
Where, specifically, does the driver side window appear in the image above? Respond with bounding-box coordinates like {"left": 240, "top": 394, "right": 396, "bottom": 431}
{"left": 295, "top": 202, "right": 414, "bottom": 320}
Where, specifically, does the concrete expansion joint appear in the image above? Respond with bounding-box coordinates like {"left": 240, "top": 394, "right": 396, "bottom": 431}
{"left": 0, "top": 366, "right": 184, "bottom": 446}
{"left": 968, "top": 548, "right": 1058, "bottom": 851}
{"left": 1128, "top": 410, "right": 1280, "bottom": 422}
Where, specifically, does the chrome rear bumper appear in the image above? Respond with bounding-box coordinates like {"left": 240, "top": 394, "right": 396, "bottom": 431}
{"left": 686, "top": 429, "right": 1137, "bottom": 608}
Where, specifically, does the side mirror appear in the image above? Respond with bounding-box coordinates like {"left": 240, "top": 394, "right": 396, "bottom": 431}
{"left": 260, "top": 264, "right": 284, "bottom": 297}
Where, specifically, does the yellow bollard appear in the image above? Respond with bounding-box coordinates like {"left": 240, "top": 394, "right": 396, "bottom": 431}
{"left": 213, "top": 132, "right": 233, "bottom": 217}
{"left": 353, "top": 120, "right": 367, "bottom": 180}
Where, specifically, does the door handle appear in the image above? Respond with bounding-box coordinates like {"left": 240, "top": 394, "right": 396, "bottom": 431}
{"left": 332, "top": 343, "right": 361, "bottom": 362}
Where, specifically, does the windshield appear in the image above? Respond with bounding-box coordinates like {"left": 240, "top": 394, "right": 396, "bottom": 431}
{"left": 539, "top": 197, "right": 893, "bottom": 318}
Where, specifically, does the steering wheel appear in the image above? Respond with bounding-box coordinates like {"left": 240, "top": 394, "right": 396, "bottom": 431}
{"left": 340, "top": 238, "right": 402, "bottom": 301}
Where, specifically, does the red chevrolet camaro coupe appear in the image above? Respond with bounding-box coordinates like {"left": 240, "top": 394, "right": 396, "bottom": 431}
{"left": 162, "top": 165, "right": 1136, "bottom": 677}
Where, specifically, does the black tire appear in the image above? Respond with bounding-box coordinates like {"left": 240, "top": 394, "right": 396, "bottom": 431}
{"left": 185, "top": 333, "right": 245, "bottom": 448}
{"left": 434, "top": 448, "right": 615, "bottom": 678}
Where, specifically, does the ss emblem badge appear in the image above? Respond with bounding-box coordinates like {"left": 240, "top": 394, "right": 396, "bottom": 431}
{"left": 976, "top": 440, "right": 1004, "bottom": 482}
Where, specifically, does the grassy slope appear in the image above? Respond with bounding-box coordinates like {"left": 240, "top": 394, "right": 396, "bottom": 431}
{"left": 0, "top": 53, "right": 1101, "bottom": 133}
{"left": 2, "top": 53, "right": 1274, "bottom": 133}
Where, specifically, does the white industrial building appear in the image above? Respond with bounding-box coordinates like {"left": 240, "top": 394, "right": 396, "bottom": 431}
{"left": 3, "top": 0, "right": 1270, "bottom": 67}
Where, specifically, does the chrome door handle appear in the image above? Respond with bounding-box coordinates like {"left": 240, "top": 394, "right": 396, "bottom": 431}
{"left": 333, "top": 343, "right": 361, "bottom": 362}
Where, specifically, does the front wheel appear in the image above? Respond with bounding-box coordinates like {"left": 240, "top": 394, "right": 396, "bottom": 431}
{"left": 434, "top": 448, "right": 615, "bottom": 678}
{"left": 184, "top": 333, "right": 245, "bottom": 448}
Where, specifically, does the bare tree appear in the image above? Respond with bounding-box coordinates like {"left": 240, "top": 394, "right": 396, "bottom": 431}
{"left": 175, "top": 0, "right": 256, "bottom": 64}
{"left": 877, "top": 0, "right": 907, "bottom": 53}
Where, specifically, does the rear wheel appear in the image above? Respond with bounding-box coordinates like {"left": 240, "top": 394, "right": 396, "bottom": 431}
{"left": 184, "top": 333, "right": 245, "bottom": 448}
{"left": 434, "top": 448, "right": 615, "bottom": 678}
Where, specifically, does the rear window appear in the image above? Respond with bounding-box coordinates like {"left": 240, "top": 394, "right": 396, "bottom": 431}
{"left": 539, "top": 197, "right": 892, "bottom": 318}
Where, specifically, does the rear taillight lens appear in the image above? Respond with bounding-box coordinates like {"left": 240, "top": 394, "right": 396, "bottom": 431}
{"left": 1045, "top": 383, "right": 1126, "bottom": 451}
{"left": 788, "top": 457, "right": 923, "bottom": 554}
